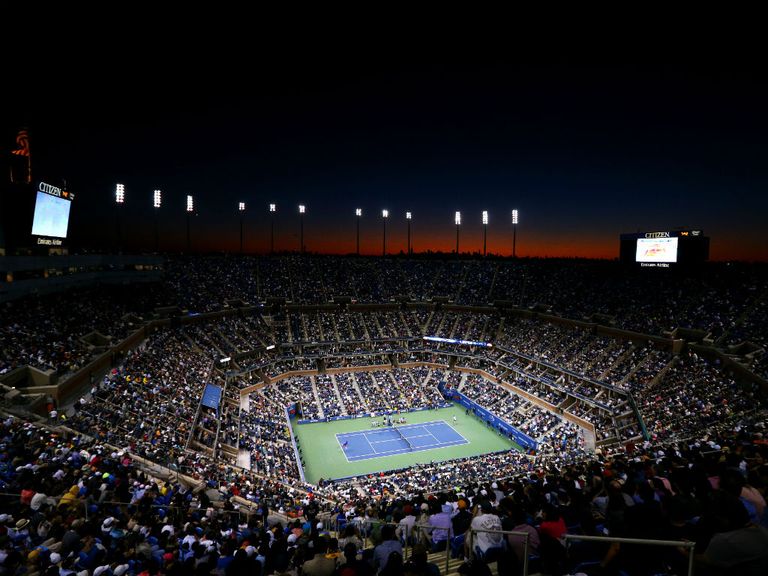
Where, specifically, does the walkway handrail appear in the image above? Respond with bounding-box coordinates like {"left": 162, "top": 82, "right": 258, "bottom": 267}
{"left": 469, "top": 528, "right": 531, "bottom": 576}
{"left": 563, "top": 533, "right": 695, "bottom": 576}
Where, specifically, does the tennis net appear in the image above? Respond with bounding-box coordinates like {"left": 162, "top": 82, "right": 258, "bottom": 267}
{"left": 394, "top": 425, "right": 414, "bottom": 451}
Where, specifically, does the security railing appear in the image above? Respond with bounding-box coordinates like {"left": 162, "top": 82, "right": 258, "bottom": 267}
{"left": 563, "top": 533, "right": 696, "bottom": 576}
{"left": 466, "top": 527, "right": 532, "bottom": 576}
{"left": 326, "top": 518, "right": 532, "bottom": 575}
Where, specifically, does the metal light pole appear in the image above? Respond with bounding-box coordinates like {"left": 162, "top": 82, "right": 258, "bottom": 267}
{"left": 153, "top": 189, "right": 161, "bottom": 252}
{"left": 482, "top": 210, "right": 488, "bottom": 257}
{"left": 299, "top": 204, "right": 306, "bottom": 253}
{"left": 382, "top": 209, "right": 389, "bottom": 256}
{"left": 406, "top": 211, "right": 412, "bottom": 256}
{"left": 239, "top": 202, "right": 245, "bottom": 253}
{"left": 186, "top": 195, "right": 194, "bottom": 252}
{"left": 115, "top": 184, "right": 124, "bottom": 252}
{"left": 455, "top": 211, "right": 461, "bottom": 255}
{"left": 512, "top": 209, "right": 519, "bottom": 258}
{"left": 355, "top": 208, "right": 362, "bottom": 255}
{"left": 269, "top": 203, "right": 276, "bottom": 253}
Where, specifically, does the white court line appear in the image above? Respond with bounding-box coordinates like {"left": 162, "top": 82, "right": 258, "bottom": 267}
{"left": 338, "top": 418, "right": 470, "bottom": 461}
{"left": 346, "top": 438, "right": 468, "bottom": 461}
{"left": 336, "top": 432, "right": 379, "bottom": 462}
{"left": 424, "top": 420, "right": 469, "bottom": 444}
{"left": 362, "top": 434, "right": 376, "bottom": 456}
{"left": 420, "top": 422, "right": 445, "bottom": 446}
{"left": 336, "top": 435, "right": 352, "bottom": 463}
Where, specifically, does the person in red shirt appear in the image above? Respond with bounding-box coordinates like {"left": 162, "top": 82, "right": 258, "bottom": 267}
{"left": 538, "top": 504, "right": 567, "bottom": 541}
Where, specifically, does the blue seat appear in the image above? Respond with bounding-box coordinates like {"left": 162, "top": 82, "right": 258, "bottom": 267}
{"left": 450, "top": 534, "right": 466, "bottom": 558}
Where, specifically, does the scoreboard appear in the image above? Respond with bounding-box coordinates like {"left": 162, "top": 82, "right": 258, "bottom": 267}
{"left": 620, "top": 230, "right": 709, "bottom": 269}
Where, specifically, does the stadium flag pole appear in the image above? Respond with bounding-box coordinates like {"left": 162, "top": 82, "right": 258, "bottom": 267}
{"left": 10, "top": 128, "right": 31, "bottom": 183}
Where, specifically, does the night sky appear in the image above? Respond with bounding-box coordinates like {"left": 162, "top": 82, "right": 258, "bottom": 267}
{"left": 7, "top": 48, "right": 768, "bottom": 260}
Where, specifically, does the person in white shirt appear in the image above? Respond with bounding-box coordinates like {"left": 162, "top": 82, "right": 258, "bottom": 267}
{"left": 470, "top": 501, "right": 504, "bottom": 559}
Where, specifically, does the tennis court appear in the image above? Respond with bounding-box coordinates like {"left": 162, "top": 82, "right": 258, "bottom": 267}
{"left": 336, "top": 420, "right": 467, "bottom": 462}
{"left": 293, "top": 405, "right": 519, "bottom": 483}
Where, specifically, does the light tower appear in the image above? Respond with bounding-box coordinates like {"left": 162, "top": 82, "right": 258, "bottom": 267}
{"left": 455, "top": 211, "right": 461, "bottom": 255}
{"left": 269, "top": 203, "right": 276, "bottom": 253}
{"left": 512, "top": 209, "right": 519, "bottom": 258}
{"left": 299, "top": 204, "right": 306, "bottom": 253}
{"left": 238, "top": 202, "right": 246, "bottom": 253}
{"left": 186, "top": 195, "right": 194, "bottom": 252}
{"left": 355, "top": 208, "right": 362, "bottom": 255}
{"left": 482, "top": 210, "right": 489, "bottom": 257}
{"left": 153, "top": 189, "right": 161, "bottom": 252}
{"left": 114, "top": 183, "right": 125, "bottom": 252}
{"left": 382, "top": 209, "right": 389, "bottom": 256}
{"left": 406, "top": 211, "right": 412, "bottom": 256}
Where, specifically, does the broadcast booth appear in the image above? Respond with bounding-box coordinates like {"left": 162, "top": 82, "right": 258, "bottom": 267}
{"left": 619, "top": 229, "right": 709, "bottom": 270}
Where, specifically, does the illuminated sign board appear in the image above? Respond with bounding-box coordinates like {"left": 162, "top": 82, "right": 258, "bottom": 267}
{"left": 31, "top": 181, "right": 74, "bottom": 241}
{"left": 423, "top": 336, "right": 493, "bottom": 347}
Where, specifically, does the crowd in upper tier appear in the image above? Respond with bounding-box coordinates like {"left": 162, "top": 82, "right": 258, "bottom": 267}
{"left": 2, "top": 256, "right": 767, "bottom": 379}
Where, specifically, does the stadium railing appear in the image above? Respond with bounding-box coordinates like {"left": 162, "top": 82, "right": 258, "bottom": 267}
{"left": 326, "top": 519, "right": 532, "bottom": 575}
{"left": 563, "top": 533, "right": 696, "bottom": 576}
{"left": 466, "top": 527, "right": 532, "bottom": 576}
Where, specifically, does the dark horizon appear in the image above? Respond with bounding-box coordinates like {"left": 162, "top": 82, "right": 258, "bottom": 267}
{"left": 5, "top": 54, "right": 768, "bottom": 261}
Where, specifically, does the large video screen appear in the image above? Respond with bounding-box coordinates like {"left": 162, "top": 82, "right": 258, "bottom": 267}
{"left": 31, "top": 190, "right": 72, "bottom": 238}
{"left": 635, "top": 237, "right": 678, "bottom": 263}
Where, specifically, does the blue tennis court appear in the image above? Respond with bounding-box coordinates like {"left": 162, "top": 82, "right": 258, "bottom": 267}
{"left": 336, "top": 420, "right": 468, "bottom": 462}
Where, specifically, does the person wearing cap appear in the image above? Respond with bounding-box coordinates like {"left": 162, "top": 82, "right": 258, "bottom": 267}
{"left": 9, "top": 518, "right": 30, "bottom": 547}
{"left": 452, "top": 499, "right": 473, "bottom": 539}
{"left": 396, "top": 505, "right": 416, "bottom": 545}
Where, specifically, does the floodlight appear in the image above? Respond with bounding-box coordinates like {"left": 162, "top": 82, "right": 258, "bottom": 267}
{"left": 299, "top": 204, "right": 306, "bottom": 214}
{"left": 406, "top": 211, "right": 412, "bottom": 220}
{"left": 115, "top": 183, "right": 125, "bottom": 204}
{"left": 512, "top": 209, "right": 519, "bottom": 224}
{"left": 153, "top": 190, "right": 162, "bottom": 208}
{"left": 455, "top": 211, "right": 461, "bottom": 225}
{"left": 239, "top": 202, "right": 245, "bottom": 211}
{"left": 269, "top": 203, "right": 276, "bottom": 212}
{"left": 382, "top": 209, "right": 389, "bottom": 218}
{"left": 186, "top": 195, "right": 194, "bottom": 212}
{"left": 482, "top": 211, "right": 488, "bottom": 225}
{"left": 356, "top": 208, "right": 362, "bottom": 216}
